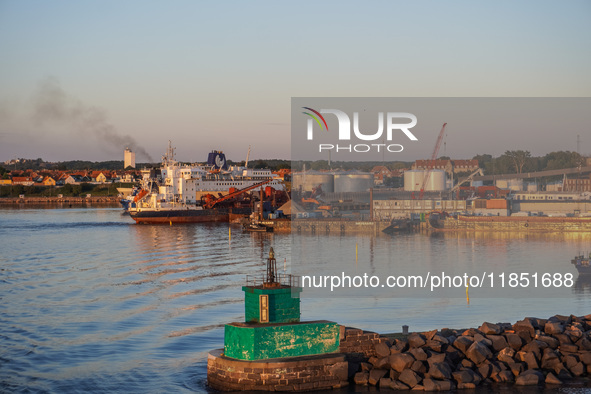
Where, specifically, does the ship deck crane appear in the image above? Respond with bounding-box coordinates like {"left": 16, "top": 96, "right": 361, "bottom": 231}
{"left": 203, "top": 179, "right": 271, "bottom": 209}
{"left": 419, "top": 123, "right": 447, "bottom": 200}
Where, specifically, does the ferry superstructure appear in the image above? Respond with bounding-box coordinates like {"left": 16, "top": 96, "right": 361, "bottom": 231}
{"left": 156, "top": 143, "right": 284, "bottom": 203}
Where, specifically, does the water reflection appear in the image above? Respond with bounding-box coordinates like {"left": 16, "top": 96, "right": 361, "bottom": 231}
{"left": 428, "top": 230, "right": 591, "bottom": 242}
{"left": 2, "top": 207, "right": 590, "bottom": 393}
{"left": 573, "top": 274, "right": 591, "bottom": 295}
{"left": 293, "top": 230, "right": 583, "bottom": 301}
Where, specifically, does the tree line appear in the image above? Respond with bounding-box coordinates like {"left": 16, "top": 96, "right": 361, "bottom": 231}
{"left": 0, "top": 150, "right": 586, "bottom": 176}
{"left": 473, "top": 151, "right": 585, "bottom": 175}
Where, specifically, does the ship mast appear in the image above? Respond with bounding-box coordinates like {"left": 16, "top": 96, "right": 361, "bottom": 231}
{"left": 161, "top": 140, "right": 177, "bottom": 167}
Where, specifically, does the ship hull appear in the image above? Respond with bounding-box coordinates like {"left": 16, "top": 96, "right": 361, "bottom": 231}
{"left": 572, "top": 257, "right": 591, "bottom": 275}
{"left": 128, "top": 207, "right": 250, "bottom": 224}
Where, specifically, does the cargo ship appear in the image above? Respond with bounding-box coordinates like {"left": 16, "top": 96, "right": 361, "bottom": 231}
{"left": 572, "top": 254, "right": 591, "bottom": 275}
{"left": 126, "top": 142, "right": 285, "bottom": 224}
{"left": 128, "top": 204, "right": 251, "bottom": 224}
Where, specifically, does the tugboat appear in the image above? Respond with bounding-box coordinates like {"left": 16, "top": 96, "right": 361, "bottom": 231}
{"left": 572, "top": 253, "right": 591, "bottom": 275}
{"left": 243, "top": 222, "right": 272, "bottom": 232}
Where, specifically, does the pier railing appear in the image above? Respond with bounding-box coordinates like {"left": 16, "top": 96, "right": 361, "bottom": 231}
{"left": 245, "top": 274, "right": 301, "bottom": 288}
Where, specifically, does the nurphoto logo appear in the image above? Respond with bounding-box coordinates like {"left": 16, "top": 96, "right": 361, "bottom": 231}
{"left": 302, "top": 107, "right": 418, "bottom": 153}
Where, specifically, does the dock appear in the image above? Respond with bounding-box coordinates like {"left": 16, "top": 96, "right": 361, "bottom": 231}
{"left": 255, "top": 219, "right": 397, "bottom": 235}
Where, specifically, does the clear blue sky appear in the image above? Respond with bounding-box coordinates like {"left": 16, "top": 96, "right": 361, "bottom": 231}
{"left": 0, "top": 1, "right": 590, "bottom": 163}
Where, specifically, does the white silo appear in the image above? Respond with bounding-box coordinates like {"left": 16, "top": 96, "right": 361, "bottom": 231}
{"left": 404, "top": 169, "right": 447, "bottom": 191}
{"left": 425, "top": 170, "right": 446, "bottom": 191}
{"left": 292, "top": 171, "right": 334, "bottom": 193}
{"left": 404, "top": 170, "right": 424, "bottom": 191}
{"left": 333, "top": 172, "right": 373, "bottom": 193}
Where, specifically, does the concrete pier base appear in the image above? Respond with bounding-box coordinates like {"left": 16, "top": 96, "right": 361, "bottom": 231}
{"left": 207, "top": 349, "right": 348, "bottom": 392}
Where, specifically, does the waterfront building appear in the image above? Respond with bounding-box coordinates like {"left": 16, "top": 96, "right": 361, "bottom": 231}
{"left": 412, "top": 159, "right": 480, "bottom": 176}
{"left": 42, "top": 177, "right": 56, "bottom": 186}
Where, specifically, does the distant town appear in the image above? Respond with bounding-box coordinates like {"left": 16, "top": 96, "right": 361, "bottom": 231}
{"left": 1, "top": 148, "right": 590, "bottom": 201}
{"left": 2, "top": 144, "right": 591, "bottom": 236}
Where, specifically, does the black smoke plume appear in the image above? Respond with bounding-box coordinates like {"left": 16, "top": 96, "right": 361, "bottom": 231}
{"left": 32, "top": 77, "right": 154, "bottom": 162}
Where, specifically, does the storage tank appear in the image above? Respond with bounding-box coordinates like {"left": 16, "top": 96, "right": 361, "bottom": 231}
{"left": 404, "top": 170, "right": 424, "bottom": 191}
{"left": 404, "top": 170, "right": 447, "bottom": 191}
{"left": 425, "top": 170, "right": 446, "bottom": 191}
{"left": 292, "top": 171, "right": 334, "bottom": 193}
{"left": 333, "top": 172, "right": 373, "bottom": 193}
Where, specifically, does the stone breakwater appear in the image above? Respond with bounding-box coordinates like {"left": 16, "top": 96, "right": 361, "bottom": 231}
{"left": 346, "top": 314, "right": 591, "bottom": 391}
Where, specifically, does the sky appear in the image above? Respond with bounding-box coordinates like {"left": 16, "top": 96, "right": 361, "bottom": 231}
{"left": 0, "top": 1, "right": 590, "bottom": 163}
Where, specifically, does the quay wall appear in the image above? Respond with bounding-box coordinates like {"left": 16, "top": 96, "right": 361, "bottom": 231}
{"left": 256, "top": 219, "right": 392, "bottom": 234}
{"left": 0, "top": 196, "right": 119, "bottom": 204}
{"left": 511, "top": 200, "right": 591, "bottom": 214}
{"left": 430, "top": 216, "right": 591, "bottom": 232}
{"left": 291, "top": 220, "right": 391, "bottom": 235}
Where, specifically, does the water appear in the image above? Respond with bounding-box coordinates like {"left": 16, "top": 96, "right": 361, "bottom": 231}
{"left": 1, "top": 206, "right": 591, "bottom": 393}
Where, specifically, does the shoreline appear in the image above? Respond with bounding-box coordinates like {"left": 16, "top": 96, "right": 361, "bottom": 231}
{"left": 0, "top": 196, "right": 120, "bottom": 204}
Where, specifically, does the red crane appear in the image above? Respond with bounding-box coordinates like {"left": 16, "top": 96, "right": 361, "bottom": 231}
{"left": 419, "top": 123, "right": 447, "bottom": 200}
{"left": 202, "top": 179, "right": 271, "bottom": 209}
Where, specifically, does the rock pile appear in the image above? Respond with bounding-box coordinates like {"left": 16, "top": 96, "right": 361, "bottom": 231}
{"left": 352, "top": 314, "right": 591, "bottom": 391}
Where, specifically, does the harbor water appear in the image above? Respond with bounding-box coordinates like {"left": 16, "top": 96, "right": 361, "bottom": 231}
{"left": 2, "top": 206, "right": 591, "bottom": 393}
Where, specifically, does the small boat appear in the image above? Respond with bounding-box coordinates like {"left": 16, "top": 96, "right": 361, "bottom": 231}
{"left": 572, "top": 254, "right": 591, "bottom": 274}
{"left": 243, "top": 222, "right": 273, "bottom": 232}
{"left": 382, "top": 219, "right": 416, "bottom": 235}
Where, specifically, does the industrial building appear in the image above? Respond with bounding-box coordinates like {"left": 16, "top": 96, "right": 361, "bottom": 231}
{"left": 563, "top": 176, "right": 591, "bottom": 192}
{"left": 412, "top": 159, "right": 479, "bottom": 176}
{"left": 373, "top": 199, "right": 467, "bottom": 220}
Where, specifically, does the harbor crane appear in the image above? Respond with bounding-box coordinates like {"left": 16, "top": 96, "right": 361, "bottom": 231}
{"left": 449, "top": 168, "right": 484, "bottom": 199}
{"left": 419, "top": 123, "right": 447, "bottom": 200}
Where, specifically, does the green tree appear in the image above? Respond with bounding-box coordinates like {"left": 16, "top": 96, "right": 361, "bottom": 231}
{"left": 472, "top": 154, "right": 493, "bottom": 170}
{"left": 392, "top": 162, "right": 408, "bottom": 170}
{"left": 61, "top": 184, "right": 73, "bottom": 195}
{"left": 485, "top": 156, "right": 512, "bottom": 175}
{"left": 542, "top": 151, "right": 583, "bottom": 170}
{"left": 80, "top": 182, "right": 93, "bottom": 193}
{"left": 12, "top": 185, "right": 25, "bottom": 196}
{"left": 310, "top": 160, "right": 329, "bottom": 170}
{"left": 502, "top": 150, "right": 532, "bottom": 174}
{"left": 253, "top": 160, "right": 269, "bottom": 169}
